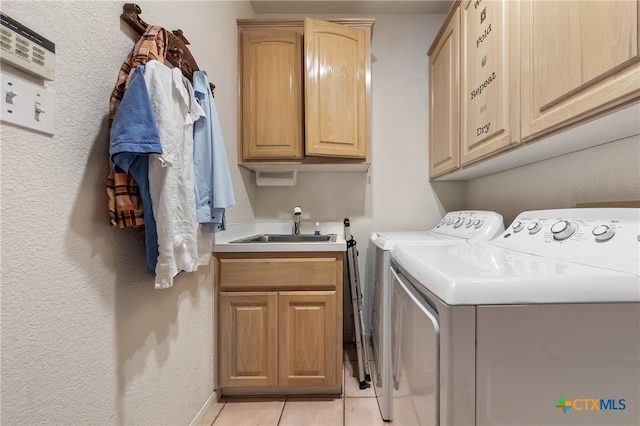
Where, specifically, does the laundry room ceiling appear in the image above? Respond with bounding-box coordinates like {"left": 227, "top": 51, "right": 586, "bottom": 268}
{"left": 250, "top": 0, "right": 453, "bottom": 14}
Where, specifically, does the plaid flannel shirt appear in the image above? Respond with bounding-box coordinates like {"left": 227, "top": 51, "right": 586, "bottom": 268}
{"left": 106, "top": 26, "right": 168, "bottom": 228}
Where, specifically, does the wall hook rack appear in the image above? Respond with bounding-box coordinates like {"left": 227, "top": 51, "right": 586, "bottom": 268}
{"left": 121, "top": 3, "right": 215, "bottom": 94}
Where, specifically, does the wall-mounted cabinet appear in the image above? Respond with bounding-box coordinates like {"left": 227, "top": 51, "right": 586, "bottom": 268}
{"left": 459, "top": 0, "right": 520, "bottom": 165}
{"left": 429, "top": 0, "right": 640, "bottom": 180}
{"left": 237, "top": 18, "right": 374, "bottom": 172}
{"left": 520, "top": 0, "right": 640, "bottom": 140}
{"left": 429, "top": 8, "right": 460, "bottom": 177}
{"left": 429, "top": 0, "right": 520, "bottom": 178}
{"left": 240, "top": 28, "right": 304, "bottom": 160}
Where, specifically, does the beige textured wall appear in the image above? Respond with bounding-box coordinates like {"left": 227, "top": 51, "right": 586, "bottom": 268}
{"left": 0, "top": 1, "right": 254, "bottom": 424}
{"left": 467, "top": 135, "right": 640, "bottom": 225}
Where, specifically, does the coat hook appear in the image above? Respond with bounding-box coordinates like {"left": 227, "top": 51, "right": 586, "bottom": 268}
{"left": 170, "top": 47, "right": 183, "bottom": 69}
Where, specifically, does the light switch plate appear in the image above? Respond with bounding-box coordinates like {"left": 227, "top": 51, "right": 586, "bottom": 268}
{"left": 1, "top": 69, "right": 54, "bottom": 135}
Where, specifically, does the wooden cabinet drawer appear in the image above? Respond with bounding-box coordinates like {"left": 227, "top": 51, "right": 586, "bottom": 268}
{"left": 218, "top": 256, "right": 339, "bottom": 290}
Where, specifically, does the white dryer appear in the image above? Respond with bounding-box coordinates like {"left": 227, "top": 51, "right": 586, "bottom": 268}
{"left": 368, "top": 211, "right": 504, "bottom": 420}
{"left": 390, "top": 208, "right": 640, "bottom": 425}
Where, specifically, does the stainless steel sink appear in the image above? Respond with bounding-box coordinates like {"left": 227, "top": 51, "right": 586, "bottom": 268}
{"left": 230, "top": 233, "right": 337, "bottom": 243}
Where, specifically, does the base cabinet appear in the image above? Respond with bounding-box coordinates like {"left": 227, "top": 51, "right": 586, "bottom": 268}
{"left": 215, "top": 252, "right": 343, "bottom": 393}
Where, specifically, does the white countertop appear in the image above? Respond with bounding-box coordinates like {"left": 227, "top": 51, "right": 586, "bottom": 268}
{"left": 213, "top": 221, "right": 347, "bottom": 252}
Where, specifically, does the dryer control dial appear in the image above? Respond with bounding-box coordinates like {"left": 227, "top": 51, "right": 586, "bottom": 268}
{"left": 512, "top": 221, "right": 525, "bottom": 232}
{"left": 551, "top": 220, "right": 577, "bottom": 241}
{"left": 592, "top": 225, "right": 615, "bottom": 242}
{"left": 527, "top": 222, "right": 542, "bottom": 234}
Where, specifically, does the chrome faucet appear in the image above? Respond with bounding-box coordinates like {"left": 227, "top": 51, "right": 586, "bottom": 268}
{"left": 293, "top": 206, "right": 302, "bottom": 235}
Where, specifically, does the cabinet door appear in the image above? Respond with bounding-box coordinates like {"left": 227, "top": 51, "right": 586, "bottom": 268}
{"left": 279, "top": 291, "right": 338, "bottom": 387}
{"left": 241, "top": 29, "right": 304, "bottom": 160}
{"left": 460, "top": 0, "right": 520, "bottom": 165}
{"left": 429, "top": 8, "right": 460, "bottom": 178}
{"left": 305, "top": 18, "right": 368, "bottom": 159}
{"left": 521, "top": 0, "right": 640, "bottom": 140}
{"left": 219, "top": 292, "right": 278, "bottom": 387}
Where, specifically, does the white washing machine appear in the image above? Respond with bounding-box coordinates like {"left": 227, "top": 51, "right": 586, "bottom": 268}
{"left": 390, "top": 208, "right": 640, "bottom": 425}
{"left": 369, "top": 211, "right": 504, "bottom": 420}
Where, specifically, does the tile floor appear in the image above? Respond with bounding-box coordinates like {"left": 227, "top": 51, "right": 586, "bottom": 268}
{"left": 202, "top": 343, "right": 387, "bottom": 426}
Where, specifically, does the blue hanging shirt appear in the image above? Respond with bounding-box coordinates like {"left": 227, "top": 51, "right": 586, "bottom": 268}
{"left": 110, "top": 66, "right": 162, "bottom": 274}
{"left": 193, "top": 70, "right": 235, "bottom": 232}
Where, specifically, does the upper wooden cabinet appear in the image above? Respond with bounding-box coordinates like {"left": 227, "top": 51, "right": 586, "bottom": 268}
{"left": 428, "top": 0, "right": 640, "bottom": 180}
{"left": 520, "top": 0, "right": 640, "bottom": 140}
{"left": 237, "top": 18, "right": 374, "bottom": 169}
{"left": 305, "top": 18, "right": 368, "bottom": 159}
{"left": 460, "top": 0, "right": 520, "bottom": 165}
{"left": 429, "top": 0, "right": 520, "bottom": 179}
{"left": 429, "top": 8, "right": 460, "bottom": 177}
{"left": 240, "top": 29, "right": 304, "bottom": 160}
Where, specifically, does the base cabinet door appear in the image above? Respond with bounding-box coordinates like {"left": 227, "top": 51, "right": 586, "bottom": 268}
{"left": 278, "top": 291, "right": 338, "bottom": 387}
{"left": 219, "top": 292, "right": 278, "bottom": 387}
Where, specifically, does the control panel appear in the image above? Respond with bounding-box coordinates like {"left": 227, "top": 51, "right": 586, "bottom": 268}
{"left": 1, "top": 8, "right": 55, "bottom": 80}
{"left": 491, "top": 208, "right": 640, "bottom": 275}
{"left": 433, "top": 210, "right": 505, "bottom": 241}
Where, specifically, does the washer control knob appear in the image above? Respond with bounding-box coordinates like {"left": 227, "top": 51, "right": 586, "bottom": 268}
{"left": 465, "top": 219, "right": 474, "bottom": 228}
{"left": 592, "top": 225, "right": 615, "bottom": 242}
{"left": 453, "top": 217, "right": 464, "bottom": 228}
{"left": 551, "top": 220, "right": 577, "bottom": 241}
{"left": 527, "top": 222, "right": 542, "bottom": 234}
{"left": 512, "top": 221, "right": 525, "bottom": 232}
{"left": 473, "top": 219, "right": 483, "bottom": 229}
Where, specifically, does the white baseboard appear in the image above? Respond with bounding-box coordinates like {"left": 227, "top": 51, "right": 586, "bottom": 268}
{"left": 190, "top": 391, "right": 221, "bottom": 426}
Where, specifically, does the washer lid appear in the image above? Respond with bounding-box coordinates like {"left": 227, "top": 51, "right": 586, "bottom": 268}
{"left": 370, "top": 230, "right": 464, "bottom": 250}
{"left": 392, "top": 242, "right": 640, "bottom": 305}
{"left": 370, "top": 210, "right": 505, "bottom": 250}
